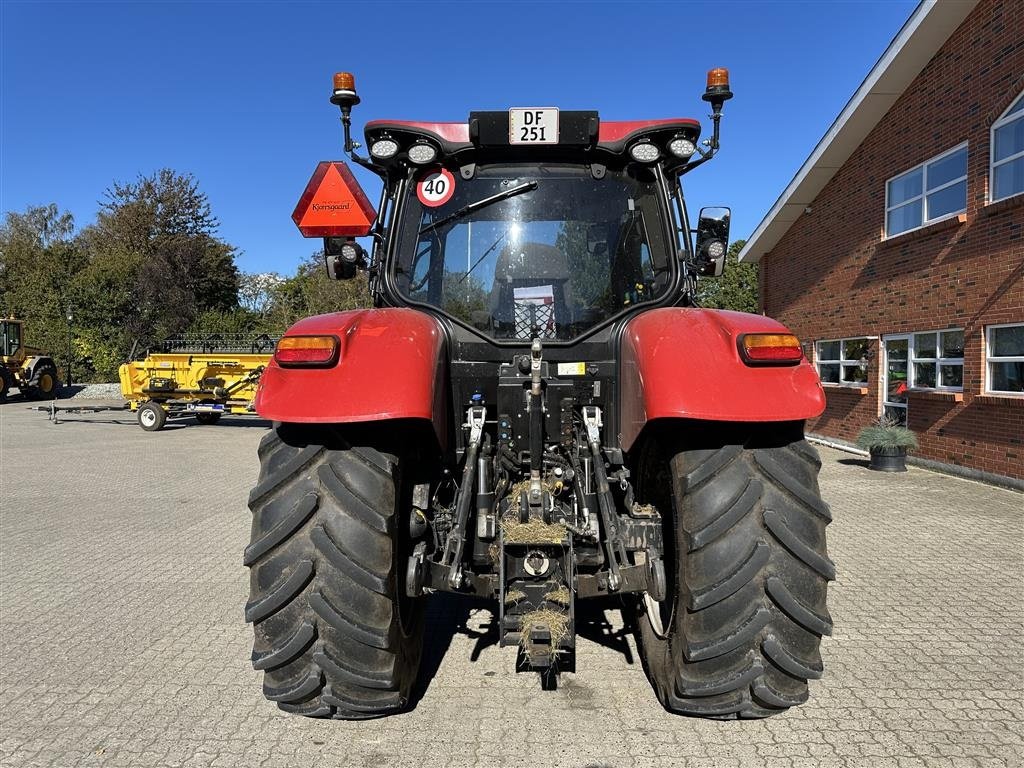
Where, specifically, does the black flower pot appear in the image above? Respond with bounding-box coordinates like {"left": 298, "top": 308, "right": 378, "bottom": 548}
{"left": 868, "top": 446, "right": 908, "bottom": 472}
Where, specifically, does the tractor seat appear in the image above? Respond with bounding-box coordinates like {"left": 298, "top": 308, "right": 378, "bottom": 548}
{"left": 489, "top": 242, "right": 573, "bottom": 339}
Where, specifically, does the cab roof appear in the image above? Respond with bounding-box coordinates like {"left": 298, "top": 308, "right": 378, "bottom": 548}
{"left": 364, "top": 117, "right": 701, "bottom": 163}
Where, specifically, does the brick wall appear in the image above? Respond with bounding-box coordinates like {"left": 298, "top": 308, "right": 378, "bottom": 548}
{"left": 762, "top": 0, "right": 1024, "bottom": 479}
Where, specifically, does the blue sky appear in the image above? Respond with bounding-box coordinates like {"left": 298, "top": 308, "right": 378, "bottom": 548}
{"left": 1, "top": 0, "right": 917, "bottom": 276}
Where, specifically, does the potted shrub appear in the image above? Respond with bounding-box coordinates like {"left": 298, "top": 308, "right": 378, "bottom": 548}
{"left": 856, "top": 417, "right": 919, "bottom": 472}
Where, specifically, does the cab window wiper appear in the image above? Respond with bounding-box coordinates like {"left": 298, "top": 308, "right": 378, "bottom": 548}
{"left": 418, "top": 181, "right": 538, "bottom": 235}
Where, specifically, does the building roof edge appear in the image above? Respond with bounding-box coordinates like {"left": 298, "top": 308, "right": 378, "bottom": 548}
{"left": 737, "top": 0, "right": 979, "bottom": 264}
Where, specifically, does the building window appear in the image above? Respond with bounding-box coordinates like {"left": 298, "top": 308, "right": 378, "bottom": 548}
{"left": 986, "top": 323, "right": 1024, "bottom": 394}
{"left": 882, "top": 329, "right": 964, "bottom": 424}
{"left": 910, "top": 329, "right": 964, "bottom": 390}
{"left": 816, "top": 338, "right": 869, "bottom": 386}
{"left": 991, "top": 91, "right": 1024, "bottom": 202}
{"left": 885, "top": 143, "right": 967, "bottom": 237}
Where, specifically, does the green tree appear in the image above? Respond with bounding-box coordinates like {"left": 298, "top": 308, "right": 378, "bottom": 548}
{"left": 697, "top": 238, "right": 759, "bottom": 313}
{"left": 72, "top": 169, "right": 242, "bottom": 376}
{"left": 0, "top": 204, "right": 78, "bottom": 375}
{"left": 264, "top": 251, "right": 372, "bottom": 330}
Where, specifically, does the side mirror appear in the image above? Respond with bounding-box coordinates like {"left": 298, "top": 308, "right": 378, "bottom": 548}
{"left": 324, "top": 237, "right": 366, "bottom": 280}
{"left": 694, "top": 206, "right": 730, "bottom": 277}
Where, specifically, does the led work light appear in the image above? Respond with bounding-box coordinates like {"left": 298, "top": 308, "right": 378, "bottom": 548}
{"left": 669, "top": 137, "right": 696, "bottom": 159}
{"left": 407, "top": 142, "right": 439, "bottom": 165}
{"left": 370, "top": 139, "right": 400, "bottom": 159}
{"left": 629, "top": 141, "right": 660, "bottom": 163}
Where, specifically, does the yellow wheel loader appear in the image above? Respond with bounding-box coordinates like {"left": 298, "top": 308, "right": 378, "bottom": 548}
{"left": 0, "top": 318, "right": 59, "bottom": 402}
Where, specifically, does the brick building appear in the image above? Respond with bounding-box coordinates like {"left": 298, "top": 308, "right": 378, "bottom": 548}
{"left": 739, "top": 0, "right": 1023, "bottom": 483}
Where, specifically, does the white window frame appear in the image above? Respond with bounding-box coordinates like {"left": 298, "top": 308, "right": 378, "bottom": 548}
{"left": 882, "top": 334, "right": 911, "bottom": 424}
{"left": 990, "top": 90, "right": 1024, "bottom": 203}
{"left": 907, "top": 328, "right": 965, "bottom": 392}
{"left": 815, "top": 337, "right": 870, "bottom": 387}
{"left": 884, "top": 142, "right": 968, "bottom": 238}
{"left": 985, "top": 322, "right": 1024, "bottom": 396}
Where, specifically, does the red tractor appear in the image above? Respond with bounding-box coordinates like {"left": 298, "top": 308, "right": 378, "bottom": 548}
{"left": 244, "top": 69, "right": 833, "bottom": 720}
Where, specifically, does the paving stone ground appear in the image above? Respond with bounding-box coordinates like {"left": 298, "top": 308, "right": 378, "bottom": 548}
{"left": 1, "top": 400, "right": 1021, "bottom": 767}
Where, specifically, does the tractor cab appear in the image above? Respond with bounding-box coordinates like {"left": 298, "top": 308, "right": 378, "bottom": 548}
{"left": 300, "top": 92, "right": 734, "bottom": 344}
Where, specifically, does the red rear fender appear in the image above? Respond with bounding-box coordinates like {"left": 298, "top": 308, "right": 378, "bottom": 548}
{"left": 255, "top": 309, "right": 447, "bottom": 446}
{"left": 619, "top": 308, "right": 825, "bottom": 451}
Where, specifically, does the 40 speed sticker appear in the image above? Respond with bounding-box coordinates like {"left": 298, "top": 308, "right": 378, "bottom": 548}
{"left": 416, "top": 168, "right": 455, "bottom": 207}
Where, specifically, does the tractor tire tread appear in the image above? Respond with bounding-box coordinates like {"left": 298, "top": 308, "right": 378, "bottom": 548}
{"left": 688, "top": 539, "right": 769, "bottom": 610}
{"left": 762, "top": 633, "right": 823, "bottom": 680}
{"left": 318, "top": 463, "right": 391, "bottom": 535}
{"left": 311, "top": 524, "right": 389, "bottom": 593}
{"left": 688, "top": 478, "right": 761, "bottom": 551}
{"left": 638, "top": 436, "right": 832, "bottom": 720}
{"left": 248, "top": 443, "right": 323, "bottom": 506}
{"left": 244, "top": 558, "right": 315, "bottom": 624}
{"left": 314, "top": 648, "right": 398, "bottom": 690}
{"left": 263, "top": 669, "right": 323, "bottom": 702}
{"left": 245, "top": 425, "right": 423, "bottom": 720}
{"left": 243, "top": 492, "right": 319, "bottom": 566}
{"left": 682, "top": 444, "right": 744, "bottom": 492}
{"left": 754, "top": 452, "right": 832, "bottom": 521}
{"left": 676, "top": 656, "right": 764, "bottom": 697}
{"left": 765, "top": 576, "right": 834, "bottom": 636}
{"left": 764, "top": 509, "right": 837, "bottom": 580}
{"left": 252, "top": 621, "right": 317, "bottom": 671}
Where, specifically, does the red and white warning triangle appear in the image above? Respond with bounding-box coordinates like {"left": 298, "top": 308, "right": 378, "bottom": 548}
{"left": 292, "top": 161, "right": 376, "bottom": 237}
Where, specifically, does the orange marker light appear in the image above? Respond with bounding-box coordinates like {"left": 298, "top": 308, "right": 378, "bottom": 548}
{"left": 333, "top": 72, "right": 356, "bottom": 92}
{"left": 275, "top": 335, "right": 340, "bottom": 367}
{"left": 706, "top": 67, "right": 730, "bottom": 89}
{"left": 739, "top": 333, "right": 803, "bottom": 364}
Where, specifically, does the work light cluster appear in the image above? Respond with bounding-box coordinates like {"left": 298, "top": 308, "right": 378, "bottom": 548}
{"left": 628, "top": 135, "right": 697, "bottom": 164}
{"left": 369, "top": 136, "right": 439, "bottom": 165}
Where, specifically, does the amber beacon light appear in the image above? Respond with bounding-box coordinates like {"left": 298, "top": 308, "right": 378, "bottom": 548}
{"left": 703, "top": 67, "right": 733, "bottom": 103}
{"left": 332, "top": 72, "right": 358, "bottom": 102}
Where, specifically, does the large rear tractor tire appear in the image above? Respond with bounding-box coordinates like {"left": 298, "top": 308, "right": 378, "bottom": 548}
{"left": 635, "top": 423, "right": 834, "bottom": 719}
{"left": 244, "top": 424, "right": 425, "bottom": 719}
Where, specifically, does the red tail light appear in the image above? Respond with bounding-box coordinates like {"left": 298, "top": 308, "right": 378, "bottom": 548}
{"left": 738, "top": 333, "right": 803, "bottom": 365}
{"left": 274, "top": 335, "right": 340, "bottom": 367}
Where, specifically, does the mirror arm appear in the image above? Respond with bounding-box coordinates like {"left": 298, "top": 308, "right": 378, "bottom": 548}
{"left": 340, "top": 110, "right": 381, "bottom": 175}
{"left": 677, "top": 147, "right": 715, "bottom": 177}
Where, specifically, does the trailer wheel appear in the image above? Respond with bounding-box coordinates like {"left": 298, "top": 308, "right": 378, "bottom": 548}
{"left": 244, "top": 424, "right": 425, "bottom": 719}
{"left": 635, "top": 424, "right": 834, "bottom": 719}
{"left": 195, "top": 412, "right": 222, "bottom": 425}
{"left": 137, "top": 402, "right": 167, "bottom": 431}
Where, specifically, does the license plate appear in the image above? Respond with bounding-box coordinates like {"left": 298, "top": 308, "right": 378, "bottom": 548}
{"left": 509, "top": 108, "right": 559, "bottom": 144}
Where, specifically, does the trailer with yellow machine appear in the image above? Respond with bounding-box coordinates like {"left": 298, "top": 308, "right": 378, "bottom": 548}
{"left": 118, "top": 334, "right": 276, "bottom": 431}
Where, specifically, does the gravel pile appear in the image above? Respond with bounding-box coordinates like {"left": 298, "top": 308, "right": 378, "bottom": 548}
{"left": 61, "top": 383, "right": 124, "bottom": 400}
